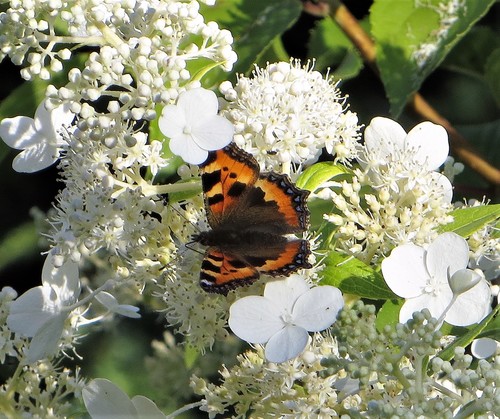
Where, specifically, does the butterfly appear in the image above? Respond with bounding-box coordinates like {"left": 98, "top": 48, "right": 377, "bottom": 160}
{"left": 193, "top": 143, "right": 312, "bottom": 294}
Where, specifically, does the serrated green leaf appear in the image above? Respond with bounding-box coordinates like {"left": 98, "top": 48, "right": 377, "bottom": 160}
{"left": 436, "top": 305, "right": 499, "bottom": 362}
{"left": 485, "top": 48, "right": 500, "bottom": 108}
{"left": 376, "top": 299, "right": 403, "bottom": 331}
{"left": 0, "top": 222, "right": 39, "bottom": 272}
{"left": 371, "top": 0, "right": 496, "bottom": 116}
{"left": 438, "top": 204, "right": 500, "bottom": 237}
{"left": 296, "top": 162, "right": 351, "bottom": 191}
{"left": 320, "top": 251, "right": 396, "bottom": 299}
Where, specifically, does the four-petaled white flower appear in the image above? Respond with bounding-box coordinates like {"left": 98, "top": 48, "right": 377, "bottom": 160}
{"left": 228, "top": 275, "right": 344, "bottom": 363}
{"left": 0, "top": 99, "right": 74, "bottom": 172}
{"left": 382, "top": 232, "right": 491, "bottom": 326}
{"left": 360, "top": 117, "right": 453, "bottom": 202}
{"left": 158, "top": 88, "right": 234, "bottom": 165}
{"left": 83, "top": 378, "right": 165, "bottom": 419}
{"left": 7, "top": 253, "right": 80, "bottom": 363}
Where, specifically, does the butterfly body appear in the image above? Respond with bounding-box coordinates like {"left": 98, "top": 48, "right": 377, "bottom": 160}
{"left": 195, "top": 143, "right": 312, "bottom": 294}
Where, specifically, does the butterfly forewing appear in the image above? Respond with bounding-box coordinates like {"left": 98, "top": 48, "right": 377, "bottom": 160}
{"left": 200, "top": 143, "right": 259, "bottom": 227}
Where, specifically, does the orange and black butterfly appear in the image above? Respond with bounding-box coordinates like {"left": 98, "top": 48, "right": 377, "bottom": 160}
{"left": 193, "top": 143, "right": 312, "bottom": 294}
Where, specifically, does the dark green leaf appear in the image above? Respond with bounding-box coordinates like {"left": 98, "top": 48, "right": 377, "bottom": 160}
{"left": 320, "top": 251, "right": 396, "bottom": 299}
{"left": 200, "top": 0, "right": 301, "bottom": 86}
{"left": 0, "top": 222, "right": 39, "bottom": 272}
{"left": 485, "top": 48, "right": 500, "bottom": 107}
{"left": 371, "top": 0, "right": 496, "bottom": 116}
{"left": 376, "top": 299, "right": 403, "bottom": 331}
{"left": 437, "top": 305, "right": 499, "bottom": 362}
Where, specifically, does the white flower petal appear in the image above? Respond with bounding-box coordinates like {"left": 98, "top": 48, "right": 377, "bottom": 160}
{"left": 0, "top": 116, "right": 37, "bottom": 149}
{"left": 158, "top": 105, "right": 187, "bottom": 138}
{"left": 229, "top": 296, "right": 284, "bottom": 343}
{"left": 178, "top": 88, "right": 218, "bottom": 126}
{"left": 83, "top": 378, "right": 138, "bottom": 418}
{"left": 448, "top": 268, "right": 483, "bottom": 295}
{"left": 114, "top": 304, "right": 141, "bottom": 319}
{"left": 471, "top": 338, "right": 498, "bottom": 359}
{"left": 35, "top": 101, "right": 74, "bottom": 138}
{"left": 264, "top": 275, "right": 310, "bottom": 312}
{"left": 42, "top": 254, "right": 80, "bottom": 303}
{"left": 429, "top": 171, "right": 453, "bottom": 203}
{"left": 381, "top": 245, "right": 428, "bottom": 298}
{"left": 7, "top": 286, "right": 60, "bottom": 337}
{"left": 445, "top": 279, "right": 492, "bottom": 326}
{"left": 168, "top": 133, "right": 208, "bottom": 165}
{"left": 399, "top": 293, "right": 451, "bottom": 324}
{"left": 95, "top": 291, "right": 118, "bottom": 309}
{"left": 364, "top": 117, "right": 406, "bottom": 160}
{"left": 191, "top": 115, "right": 234, "bottom": 150}
{"left": 264, "top": 324, "right": 309, "bottom": 363}
{"left": 426, "top": 233, "right": 469, "bottom": 281}
{"left": 292, "top": 286, "right": 343, "bottom": 332}
{"left": 131, "top": 395, "right": 166, "bottom": 418}
{"left": 405, "top": 122, "right": 448, "bottom": 170}
{"left": 12, "top": 141, "right": 59, "bottom": 172}
{"left": 25, "top": 313, "right": 66, "bottom": 363}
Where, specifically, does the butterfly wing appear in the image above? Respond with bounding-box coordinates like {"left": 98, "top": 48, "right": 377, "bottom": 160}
{"left": 199, "top": 248, "right": 259, "bottom": 294}
{"left": 199, "top": 239, "right": 312, "bottom": 294}
{"left": 200, "top": 143, "right": 259, "bottom": 228}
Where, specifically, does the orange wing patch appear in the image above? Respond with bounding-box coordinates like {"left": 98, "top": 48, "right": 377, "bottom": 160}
{"left": 256, "top": 173, "right": 310, "bottom": 233}
{"left": 200, "top": 143, "right": 259, "bottom": 226}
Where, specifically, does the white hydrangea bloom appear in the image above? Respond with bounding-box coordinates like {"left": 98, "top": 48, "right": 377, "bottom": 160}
{"left": 382, "top": 232, "right": 492, "bottom": 326}
{"left": 83, "top": 378, "right": 165, "bottom": 418}
{"left": 0, "top": 99, "right": 74, "bottom": 172}
{"left": 323, "top": 117, "right": 454, "bottom": 262}
{"left": 220, "top": 60, "right": 360, "bottom": 175}
{"left": 159, "top": 88, "right": 234, "bottom": 164}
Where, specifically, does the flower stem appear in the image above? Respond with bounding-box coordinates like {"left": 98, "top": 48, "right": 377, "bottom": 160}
{"left": 165, "top": 401, "right": 204, "bottom": 419}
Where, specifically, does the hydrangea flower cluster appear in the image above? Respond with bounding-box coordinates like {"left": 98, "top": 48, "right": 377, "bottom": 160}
{"left": 220, "top": 60, "right": 361, "bottom": 175}
{"left": 323, "top": 117, "right": 455, "bottom": 262}
{"left": 193, "top": 302, "right": 500, "bottom": 417}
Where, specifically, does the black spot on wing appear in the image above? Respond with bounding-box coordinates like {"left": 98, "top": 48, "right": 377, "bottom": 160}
{"left": 207, "top": 194, "right": 224, "bottom": 206}
{"left": 228, "top": 181, "right": 246, "bottom": 197}
{"left": 202, "top": 170, "right": 221, "bottom": 193}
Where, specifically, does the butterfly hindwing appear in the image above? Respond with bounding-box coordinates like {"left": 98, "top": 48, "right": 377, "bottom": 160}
{"left": 199, "top": 239, "right": 312, "bottom": 294}
{"left": 200, "top": 248, "right": 259, "bottom": 292}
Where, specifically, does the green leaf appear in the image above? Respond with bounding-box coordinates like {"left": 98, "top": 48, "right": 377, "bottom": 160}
{"left": 184, "top": 345, "right": 199, "bottom": 369}
{"left": 0, "top": 222, "right": 39, "bottom": 272}
{"left": 296, "top": 161, "right": 351, "bottom": 192}
{"left": 308, "top": 17, "right": 364, "bottom": 78}
{"left": 437, "top": 305, "right": 500, "bottom": 362}
{"left": 485, "top": 48, "right": 500, "bottom": 107}
{"left": 320, "top": 251, "right": 396, "bottom": 299}
{"left": 454, "top": 120, "right": 500, "bottom": 190}
{"left": 438, "top": 204, "right": 500, "bottom": 237}
{"left": 201, "top": 0, "right": 301, "bottom": 82}
{"left": 371, "top": 0, "right": 496, "bottom": 116}
{"left": 442, "top": 26, "right": 500, "bottom": 76}
{"left": 376, "top": 299, "right": 403, "bottom": 331}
